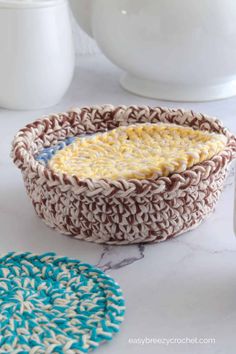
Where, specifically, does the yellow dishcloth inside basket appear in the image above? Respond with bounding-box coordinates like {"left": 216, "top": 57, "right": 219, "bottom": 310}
{"left": 49, "top": 123, "right": 227, "bottom": 180}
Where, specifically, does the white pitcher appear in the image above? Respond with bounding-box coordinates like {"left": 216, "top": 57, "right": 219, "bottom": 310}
{"left": 0, "top": 0, "right": 75, "bottom": 110}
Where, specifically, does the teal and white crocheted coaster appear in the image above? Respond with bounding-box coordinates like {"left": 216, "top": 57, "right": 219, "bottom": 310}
{"left": 0, "top": 252, "right": 125, "bottom": 353}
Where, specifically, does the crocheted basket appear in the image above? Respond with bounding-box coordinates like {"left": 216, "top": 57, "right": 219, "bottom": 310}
{"left": 12, "top": 105, "right": 236, "bottom": 244}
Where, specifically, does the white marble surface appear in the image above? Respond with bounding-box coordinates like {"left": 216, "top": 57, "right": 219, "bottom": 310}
{"left": 1, "top": 54, "right": 236, "bottom": 354}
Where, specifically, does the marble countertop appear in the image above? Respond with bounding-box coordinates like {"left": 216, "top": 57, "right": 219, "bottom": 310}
{"left": 1, "top": 54, "right": 236, "bottom": 354}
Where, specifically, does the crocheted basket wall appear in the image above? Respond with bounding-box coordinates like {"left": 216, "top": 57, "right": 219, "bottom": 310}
{"left": 12, "top": 106, "right": 236, "bottom": 245}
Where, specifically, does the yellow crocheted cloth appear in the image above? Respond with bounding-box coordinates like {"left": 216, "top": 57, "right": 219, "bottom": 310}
{"left": 49, "top": 123, "right": 227, "bottom": 180}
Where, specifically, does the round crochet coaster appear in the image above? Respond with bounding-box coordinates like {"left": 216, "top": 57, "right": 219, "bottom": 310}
{"left": 36, "top": 124, "right": 227, "bottom": 180}
{"left": 0, "top": 252, "right": 125, "bottom": 353}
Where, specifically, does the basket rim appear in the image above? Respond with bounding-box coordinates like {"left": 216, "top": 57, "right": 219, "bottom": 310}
{"left": 11, "top": 105, "right": 236, "bottom": 191}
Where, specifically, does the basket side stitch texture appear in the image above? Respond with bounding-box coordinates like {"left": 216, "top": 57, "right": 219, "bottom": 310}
{"left": 11, "top": 106, "right": 236, "bottom": 244}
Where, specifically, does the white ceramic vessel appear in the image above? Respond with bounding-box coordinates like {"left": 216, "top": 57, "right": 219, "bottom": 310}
{"left": 0, "top": 0, "right": 75, "bottom": 110}
{"left": 71, "top": 0, "right": 236, "bottom": 102}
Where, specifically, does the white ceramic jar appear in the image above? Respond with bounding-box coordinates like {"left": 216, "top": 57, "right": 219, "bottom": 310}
{"left": 0, "top": 0, "right": 75, "bottom": 110}
{"left": 71, "top": 0, "right": 236, "bottom": 102}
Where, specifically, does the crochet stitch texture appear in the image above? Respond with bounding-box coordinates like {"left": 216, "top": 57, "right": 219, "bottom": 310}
{"left": 11, "top": 106, "right": 236, "bottom": 244}
{"left": 42, "top": 123, "right": 227, "bottom": 180}
{"left": 0, "top": 252, "right": 125, "bottom": 353}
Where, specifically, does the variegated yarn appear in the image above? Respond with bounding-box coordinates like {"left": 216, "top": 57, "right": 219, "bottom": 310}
{"left": 37, "top": 123, "right": 226, "bottom": 180}
{"left": 36, "top": 137, "right": 76, "bottom": 165}
{"left": 0, "top": 252, "right": 125, "bottom": 353}
{"left": 12, "top": 106, "right": 236, "bottom": 244}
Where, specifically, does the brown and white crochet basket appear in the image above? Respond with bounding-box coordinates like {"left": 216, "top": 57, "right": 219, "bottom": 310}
{"left": 12, "top": 106, "right": 236, "bottom": 245}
